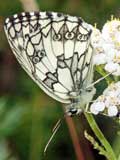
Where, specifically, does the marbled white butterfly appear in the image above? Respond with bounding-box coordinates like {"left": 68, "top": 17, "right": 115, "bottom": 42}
{"left": 4, "top": 12, "right": 96, "bottom": 116}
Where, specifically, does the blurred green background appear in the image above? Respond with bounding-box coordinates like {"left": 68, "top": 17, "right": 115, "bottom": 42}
{"left": 0, "top": 0, "right": 120, "bottom": 160}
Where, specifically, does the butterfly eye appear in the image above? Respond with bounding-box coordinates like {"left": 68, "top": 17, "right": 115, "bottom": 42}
{"left": 53, "top": 34, "right": 61, "bottom": 41}
{"left": 86, "top": 87, "right": 93, "bottom": 93}
{"left": 32, "top": 56, "right": 40, "bottom": 64}
{"left": 65, "top": 32, "right": 74, "bottom": 40}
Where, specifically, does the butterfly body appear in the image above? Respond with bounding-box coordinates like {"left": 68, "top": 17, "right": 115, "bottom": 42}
{"left": 66, "top": 86, "right": 96, "bottom": 116}
{"left": 4, "top": 11, "right": 95, "bottom": 115}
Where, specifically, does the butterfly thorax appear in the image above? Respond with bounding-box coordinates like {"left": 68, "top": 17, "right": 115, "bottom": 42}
{"left": 65, "top": 86, "right": 96, "bottom": 116}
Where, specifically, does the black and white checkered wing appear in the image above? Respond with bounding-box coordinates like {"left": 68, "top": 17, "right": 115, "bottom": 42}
{"left": 4, "top": 12, "right": 93, "bottom": 103}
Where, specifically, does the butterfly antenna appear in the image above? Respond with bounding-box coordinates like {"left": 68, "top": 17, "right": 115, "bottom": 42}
{"left": 44, "top": 118, "right": 63, "bottom": 155}
{"left": 86, "top": 71, "right": 114, "bottom": 89}
{"left": 52, "top": 119, "right": 61, "bottom": 133}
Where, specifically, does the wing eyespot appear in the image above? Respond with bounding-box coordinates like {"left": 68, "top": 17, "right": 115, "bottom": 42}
{"left": 77, "top": 33, "right": 89, "bottom": 41}
{"left": 77, "top": 33, "right": 82, "bottom": 41}
{"left": 65, "top": 32, "right": 75, "bottom": 40}
{"left": 32, "top": 56, "right": 40, "bottom": 64}
{"left": 37, "top": 49, "right": 46, "bottom": 58}
{"left": 53, "top": 33, "right": 61, "bottom": 41}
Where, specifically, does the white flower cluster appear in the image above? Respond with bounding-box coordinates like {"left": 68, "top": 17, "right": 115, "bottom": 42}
{"left": 90, "top": 82, "right": 120, "bottom": 117}
{"left": 91, "top": 19, "right": 120, "bottom": 76}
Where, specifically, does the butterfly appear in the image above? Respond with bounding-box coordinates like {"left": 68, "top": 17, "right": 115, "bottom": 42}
{"left": 4, "top": 11, "right": 96, "bottom": 116}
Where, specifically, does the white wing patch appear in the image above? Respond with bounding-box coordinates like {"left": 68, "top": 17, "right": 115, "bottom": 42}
{"left": 4, "top": 11, "right": 93, "bottom": 104}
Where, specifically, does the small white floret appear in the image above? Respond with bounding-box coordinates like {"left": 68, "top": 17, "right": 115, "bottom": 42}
{"left": 90, "top": 101, "right": 105, "bottom": 113}
{"left": 102, "top": 20, "right": 120, "bottom": 42}
{"left": 90, "top": 103, "right": 99, "bottom": 115}
{"left": 93, "top": 53, "right": 106, "bottom": 65}
{"left": 105, "top": 62, "right": 120, "bottom": 75}
{"left": 95, "top": 102, "right": 106, "bottom": 112}
{"left": 108, "top": 105, "right": 118, "bottom": 117}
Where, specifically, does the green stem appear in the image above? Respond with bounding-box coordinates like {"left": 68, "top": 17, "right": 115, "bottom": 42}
{"left": 84, "top": 113, "right": 116, "bottom": 160}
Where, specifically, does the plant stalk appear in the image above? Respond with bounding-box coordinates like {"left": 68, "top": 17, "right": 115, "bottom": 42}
{"left": 65, "top": 116, "right": 85, "bottom": 160}
{"left": 84, "top": 113, "right": 116, "bottom": 160}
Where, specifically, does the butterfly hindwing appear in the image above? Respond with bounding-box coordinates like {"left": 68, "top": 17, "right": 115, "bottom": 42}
{"left": 4, "top": 12, "right": 93, "bottom": 103}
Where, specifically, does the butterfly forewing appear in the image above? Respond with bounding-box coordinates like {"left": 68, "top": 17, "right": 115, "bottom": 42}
{"left": 4, "top": 12, "right": 93, "bottom": 103}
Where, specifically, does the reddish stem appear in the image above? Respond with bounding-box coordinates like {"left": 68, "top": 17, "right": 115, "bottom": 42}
{"left": 65, "top": 116, "right": 85, "bottom": 160}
